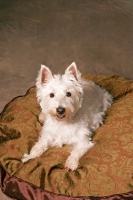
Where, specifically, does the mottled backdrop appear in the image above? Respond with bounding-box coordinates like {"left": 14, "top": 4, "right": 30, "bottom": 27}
{"left": 0, "top": 0, "right": 133, "bottom": 113}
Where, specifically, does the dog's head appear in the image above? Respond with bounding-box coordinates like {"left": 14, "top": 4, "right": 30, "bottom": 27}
{"left": 36, "top": 62, "right": 84, "bottom": 121}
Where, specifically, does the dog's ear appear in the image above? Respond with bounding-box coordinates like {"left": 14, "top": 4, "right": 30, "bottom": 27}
{"left": 65, "top": 62, "right": 80, "bottom": 80}
{"left": 40, "top": 65, "right": 53, "bottom": 84}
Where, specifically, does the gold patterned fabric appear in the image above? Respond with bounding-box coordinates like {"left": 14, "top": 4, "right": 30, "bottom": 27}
{"left": 0, "top": 75, "right": 133, "bottom": 198}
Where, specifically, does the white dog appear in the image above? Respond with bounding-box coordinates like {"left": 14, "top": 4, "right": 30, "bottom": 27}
{"left": 21, "top": 62, "right": 113, "bottom": 171}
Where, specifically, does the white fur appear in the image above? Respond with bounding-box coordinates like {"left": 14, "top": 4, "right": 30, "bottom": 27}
{"left": 21, "top": 62, "right": 113, "bottom": 171}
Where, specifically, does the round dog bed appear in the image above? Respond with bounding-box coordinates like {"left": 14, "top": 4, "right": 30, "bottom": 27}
{"left": 0, "top": 74, "right": 133, "bottom": 200}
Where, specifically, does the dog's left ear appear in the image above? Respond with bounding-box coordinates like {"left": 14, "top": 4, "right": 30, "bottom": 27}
{"left": 40, "top": 65, "right": 53, "bottom": 85}
{"left": 65, "top": 62, "right": 79, "bottom": 80}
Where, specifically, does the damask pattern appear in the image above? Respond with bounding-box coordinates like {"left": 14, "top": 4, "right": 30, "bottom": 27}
{"left": 0, "top": 75, "right": 133, "bottom": 197}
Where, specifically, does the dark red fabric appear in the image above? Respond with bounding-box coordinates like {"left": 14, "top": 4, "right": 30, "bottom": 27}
{"left": 0, "top": 163, "right": 133, "bottom": 200}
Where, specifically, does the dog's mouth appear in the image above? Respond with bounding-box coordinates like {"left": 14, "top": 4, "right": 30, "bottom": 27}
{"left": 57, "top": 114, "right": 65, "bottom": 119}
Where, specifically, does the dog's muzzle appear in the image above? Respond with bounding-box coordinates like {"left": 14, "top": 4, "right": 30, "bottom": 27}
{"left": 56, "top": 107, "right": 65, "bottom": 119}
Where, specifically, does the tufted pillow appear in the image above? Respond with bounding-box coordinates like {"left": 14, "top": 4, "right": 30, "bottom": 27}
{"left": 0, "top": 75, "right": 133, "bottom": 200}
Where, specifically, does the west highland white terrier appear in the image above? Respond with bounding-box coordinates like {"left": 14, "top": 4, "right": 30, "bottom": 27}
{"left": 21, "top": 62, "right": 113, "bottom": 171}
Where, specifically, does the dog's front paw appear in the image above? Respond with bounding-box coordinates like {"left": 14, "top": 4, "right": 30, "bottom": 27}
{"left": 65, "top": 156, "right": 78, "bottom": 171}
{"left": 21, "top": 153, "right": 30, "bottom": 163}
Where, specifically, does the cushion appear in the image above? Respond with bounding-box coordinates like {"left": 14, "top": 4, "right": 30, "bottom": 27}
{"left": 0, "top": 74, "right": 133, "bottom": 200}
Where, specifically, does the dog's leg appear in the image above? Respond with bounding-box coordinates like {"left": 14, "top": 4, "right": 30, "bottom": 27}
{"left": 21, "top": 139, "right": 48, "bottom": 162}
{"left": 39, "top": 111, "right": 45, "bottom": 124}
{"left": 65, "top": 140, "right": 94, "bottom": 171}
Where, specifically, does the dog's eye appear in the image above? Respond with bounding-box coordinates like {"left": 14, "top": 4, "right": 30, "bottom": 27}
{"left": 50, "top": 93, "right": 55, "bottom": 98}
{"left": 66, "top": 92, "right": 71, "bottom": 97}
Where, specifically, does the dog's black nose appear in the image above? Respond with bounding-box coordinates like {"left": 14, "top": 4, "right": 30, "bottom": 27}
{"left": 56, "top": 107, "right": 65, "bottom": 114}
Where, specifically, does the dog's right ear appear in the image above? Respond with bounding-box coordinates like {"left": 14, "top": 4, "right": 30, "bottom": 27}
{"left": 40, "top": 65, "right": 53, "bottom": 84}
{"left": 65, "top": 62, "right": 81, "bottom": 81}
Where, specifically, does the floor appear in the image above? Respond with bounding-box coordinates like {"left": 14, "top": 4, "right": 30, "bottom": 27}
{"left": 0, "top": 0, "right": 133, "bottom": 199}
{"left": 0, "top": 189, "right": 13, "bottom": 200}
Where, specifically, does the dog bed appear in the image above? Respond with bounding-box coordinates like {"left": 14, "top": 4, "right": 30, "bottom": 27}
{"left": 0, "top": 74, "right": 133, "bottom": 200}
